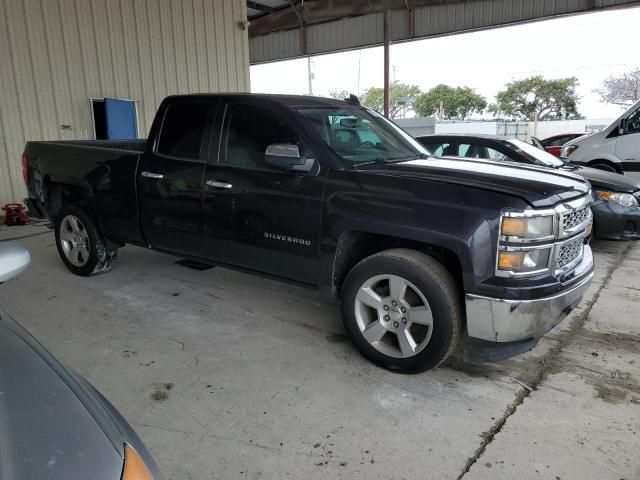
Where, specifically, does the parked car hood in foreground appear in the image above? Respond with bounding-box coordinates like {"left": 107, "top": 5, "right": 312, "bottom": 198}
{"left": 356, "top": 156, "right": 590, "bottom": 208}
{"left": 573, "top": 165, "right": 640, "bottom": 193}
{"left": 0, "top": 309, "right": 160, "bottom": 480}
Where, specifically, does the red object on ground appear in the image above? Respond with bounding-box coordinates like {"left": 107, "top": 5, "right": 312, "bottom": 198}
{"left": 2, "top": 203, "right": 27, "bottom": 226}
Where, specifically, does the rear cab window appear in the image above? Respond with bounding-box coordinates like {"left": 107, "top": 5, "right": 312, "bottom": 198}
{"left": 156, "top": 102, "right": 210, "bottom": 159}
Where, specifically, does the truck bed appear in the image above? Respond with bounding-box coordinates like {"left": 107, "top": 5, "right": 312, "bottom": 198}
{"left": 28, "top": 139, "right": 146, "bottom": 153}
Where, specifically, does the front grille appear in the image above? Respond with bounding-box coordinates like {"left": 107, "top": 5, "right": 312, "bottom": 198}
{"left": 557, "top": 238, "right": 583, "bottom": 269}
{"left": 562, "top": 206, "right": 590, "bottom": 232}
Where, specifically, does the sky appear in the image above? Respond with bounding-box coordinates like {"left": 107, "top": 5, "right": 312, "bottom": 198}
{"left": 250, "top": 6, "right": 640, "bottom": 120}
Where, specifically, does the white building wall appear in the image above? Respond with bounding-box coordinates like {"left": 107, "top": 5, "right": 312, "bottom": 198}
{"left": 0, "top": 0, "right": 250, "bottom": 207}
{"left": 436, "top": 122, "right": 500, "bottom": 136}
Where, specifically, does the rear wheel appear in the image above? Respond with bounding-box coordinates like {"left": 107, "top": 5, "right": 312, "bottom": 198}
{"left": 55, "top": 205, "right": 117, "bottom": 276}
{"left": 341, "top": 249, "right": 462, "bottom": 373}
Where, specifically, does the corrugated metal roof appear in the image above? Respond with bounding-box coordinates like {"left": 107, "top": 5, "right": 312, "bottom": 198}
{"left": 249, "top": 0, "right": 640, "bottom": 63}
{"left": 247, "top": 0, "right": 290, "bottom": 19}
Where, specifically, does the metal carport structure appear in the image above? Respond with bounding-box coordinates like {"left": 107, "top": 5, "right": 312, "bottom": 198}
{"left": 245, "top": 0, "right": 640, "bottom": 116}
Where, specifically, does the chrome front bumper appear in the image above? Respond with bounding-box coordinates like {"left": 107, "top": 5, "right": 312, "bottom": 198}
{"left": 465, "top": 245, "right": 594, "bottom": 343}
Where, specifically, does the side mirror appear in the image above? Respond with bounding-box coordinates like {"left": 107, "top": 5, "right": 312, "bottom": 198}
{"left": 619, "top": 118, "right": 628, "bottom": 135}
{"left": 0, "top": 242, "right": 31, "bottom": 284}
{"left": 265, "top": 143, "right": 315, "bottom": 173}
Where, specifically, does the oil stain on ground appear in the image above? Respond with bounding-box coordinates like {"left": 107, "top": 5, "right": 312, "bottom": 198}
{"left": 151, "top": 382, "right": 174, "bottom": 401}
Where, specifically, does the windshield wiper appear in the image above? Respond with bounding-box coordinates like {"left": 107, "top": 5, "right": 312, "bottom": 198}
{"left": 352, "top": 157, "right": 388, "bottom": 167}
{"left": 400, "top": 153, "right": 430, "bottom": 161}
{"left": 353, "top": 153, "right": 429, "bottom": 167}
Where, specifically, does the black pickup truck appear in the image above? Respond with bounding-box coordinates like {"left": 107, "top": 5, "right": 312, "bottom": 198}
{"left": 24, "top": 94, "right": 595, "bottom": 373}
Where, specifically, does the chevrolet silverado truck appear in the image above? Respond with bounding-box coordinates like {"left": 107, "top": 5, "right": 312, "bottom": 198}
{"left": 23, "top": 94, "right": 594, "bottom": 373}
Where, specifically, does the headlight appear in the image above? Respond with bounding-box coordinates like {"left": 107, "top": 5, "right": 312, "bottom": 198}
{"left": 121, "top": 444, "right": 154, "bottom": 480}
{"left": 561, "top": 144, "right": 579, "bottom": 157}
{"left": 498, "top": 248, "right": 551, "bottom": 274}
{"left": 595, "top": 191, "right": 639, "bottom": 207}
{"left": 500, "top": 215, "right": 554, "bottom": 241}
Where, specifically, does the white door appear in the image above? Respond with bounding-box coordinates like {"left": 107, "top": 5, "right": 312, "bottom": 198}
{"left": 616, "top": 105, "right": 640, "bottom": 178}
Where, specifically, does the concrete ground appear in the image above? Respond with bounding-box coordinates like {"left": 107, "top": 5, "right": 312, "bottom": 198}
{"left": 0, "top": 224, "right": 638, "bottom": 480}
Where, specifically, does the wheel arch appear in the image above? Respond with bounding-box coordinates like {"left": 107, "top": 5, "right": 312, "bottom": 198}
{"left": 331, "top": 231, "right": 465, "bottom": 298}
{"left": 44, "top": 179, "right": 95, "bottom": 220}
{"left": 587, "top": 159, "right": 623, "bottom": 174}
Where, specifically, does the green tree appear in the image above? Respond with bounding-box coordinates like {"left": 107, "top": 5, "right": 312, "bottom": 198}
{"left": 594, "top": 69, "right": 640, "bottom": 107}
{"left": 360, "top": 81, "right": 421, "bottom": 119}
{"left": 490, "top": 76, "right": 581, "bottom": 121}
{"left": 414, "top": 84, "right": 487, "bottom": 120}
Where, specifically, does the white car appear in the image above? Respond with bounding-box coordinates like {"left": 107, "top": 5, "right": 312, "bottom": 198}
{"left": 562, "top": 99, "right": 640, "bottom": 178}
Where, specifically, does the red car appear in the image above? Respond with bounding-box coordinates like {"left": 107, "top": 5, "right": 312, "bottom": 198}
{"left": 539, "top": 133, "right": 586, "bottom": 157}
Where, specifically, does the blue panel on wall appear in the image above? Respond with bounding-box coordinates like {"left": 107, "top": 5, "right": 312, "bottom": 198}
{"left": 105, "top": 98, "right": 137, "bottom": 140}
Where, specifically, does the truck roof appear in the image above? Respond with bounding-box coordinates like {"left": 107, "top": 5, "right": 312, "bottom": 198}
{"left": 417, "top": 133, "right": 512, "bottom": 141}
{"left": 164, "top": 93, "right": 353, "bottom": 108}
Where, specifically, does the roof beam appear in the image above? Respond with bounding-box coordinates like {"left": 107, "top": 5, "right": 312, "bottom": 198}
{"left": 246, "top": 1, "right": 276, "bottom": 15}
{"left": 248, "top": 0, "right": 456, "bottom": 36}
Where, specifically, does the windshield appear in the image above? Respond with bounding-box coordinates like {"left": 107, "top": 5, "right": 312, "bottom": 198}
{"left": 295, "top": 105, "right": 430, "bottom": 166}
{"left": 507, "top": 139, "right": 565, "bottom": 168}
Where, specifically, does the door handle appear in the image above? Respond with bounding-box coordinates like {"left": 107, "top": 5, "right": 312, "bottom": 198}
{"left": 206, "top": 180, "right": 233, "bottom": 189}
{"left": 141, "top": 171, "right": 164, "bottom": 179}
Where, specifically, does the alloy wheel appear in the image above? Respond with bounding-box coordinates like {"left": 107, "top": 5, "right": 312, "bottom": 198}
{"left": 354, "top": 274, "right": 433, "bottom": 358}
{"left": 59, "top": 215, "right": 91, "bottom": 267}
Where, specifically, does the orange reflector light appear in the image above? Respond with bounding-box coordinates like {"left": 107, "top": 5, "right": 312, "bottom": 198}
{"left": 498, "top": 251, "right": 523, "bottom": 270}
{"left": 501, "top": 217, "right": 526, "bottom": 236}
{"left": 595, "top": 191, "right": 611, "bottom": 201}
{"left": 121, "top": 444, "right": 153, "bottom": 480}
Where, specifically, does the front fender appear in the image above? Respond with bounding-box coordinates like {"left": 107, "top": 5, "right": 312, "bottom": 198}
{"left": 319, "top": 172, "right": 525, "bottom": 293}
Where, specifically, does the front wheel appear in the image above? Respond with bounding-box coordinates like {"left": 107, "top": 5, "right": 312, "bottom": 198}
{"left": 341, "top": 249, "right": 462, "bottom": 373}
{"left": 55, "top": 205, "right": 117, "bottom": 276}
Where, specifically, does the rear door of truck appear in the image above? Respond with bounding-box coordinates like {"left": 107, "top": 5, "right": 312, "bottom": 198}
{"left": 137, "top": 97, "right": 218, "bottom": 256}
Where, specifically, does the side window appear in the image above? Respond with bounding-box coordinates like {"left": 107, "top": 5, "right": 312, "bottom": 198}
{"left": 157, "top": 102, "right": 210, "bottom": 159}
{"left": 458, "top": 143, "right": 471, "bottom": 156}
{"left": 546, "top": 135, "right": 572, "bottom": 147}
{"left": 421, "top": 142, "right": 444, "bottom": 155}
{"left": 486, "top": 147, "right": 508, "bottom": 161}
{"left": 626, "top": 108, "right": 640, "bottom": 134}
{"left": 553, "top": 136, "right": 570, "bottom": 146}
{"left": 440, "top": 143, "right": 458, "bottom": 156}
{"left": 222, "top": 104, "right": 299, "bottom": 170}
{"left": 459, "top": 143, "right": 491, "bottom": 159}
{"left": 488, "top": 146, "right": 519, "bottom": 164}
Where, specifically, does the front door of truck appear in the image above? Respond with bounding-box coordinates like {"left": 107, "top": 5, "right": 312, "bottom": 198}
{"left": 202, "top": 101, "right": 325, "bottom": 284}
{"left": 137, "top": 99, "right": 215, "bottom": 256}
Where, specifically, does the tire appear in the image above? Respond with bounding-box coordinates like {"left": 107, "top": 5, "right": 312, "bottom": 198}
{"left": 341, "top": 249, "right": 462, "bottom": 373}
{"left": 55, "top": 205, "right": 117, "bottom": 276}
{"left": 589, "top": 161, "right": 619, "bottom": 174}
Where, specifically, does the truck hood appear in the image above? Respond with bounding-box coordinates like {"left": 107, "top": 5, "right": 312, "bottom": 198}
{"left": 357, "top": 157, "right": 590, "bottom": 208}
{"left": 0, "top": 310, "right": 124, "bottom": 480}
{"left": 572, "top": 165, "right": 640, "bottom": 193}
